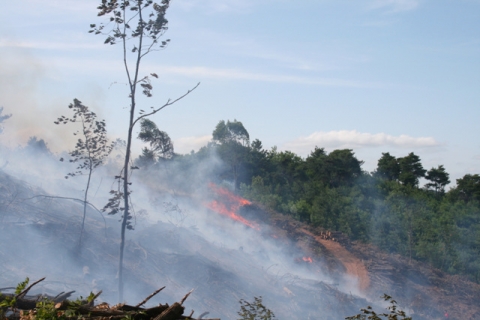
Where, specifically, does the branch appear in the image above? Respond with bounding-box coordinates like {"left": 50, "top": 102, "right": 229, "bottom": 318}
{"left": 132, "top": 82, "right": 200, "bottom": 128}
{"left": 180, "top": 289, "right": 194, "bottom": 305}
{"left": 135, "top": 286, "right": 166, "bottom": 307}
{"left": 17, "top": 277, "right": 45, "bottom": 299}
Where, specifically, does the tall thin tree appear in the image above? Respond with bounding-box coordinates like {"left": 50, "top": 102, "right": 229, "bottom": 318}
{"left": 90, "top": 0, "right": 199, "bottom": 301}
{"left": 55, "top": 99, "right": 114, "bottom": 248}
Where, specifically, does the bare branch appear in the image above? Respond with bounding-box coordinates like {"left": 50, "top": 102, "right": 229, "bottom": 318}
{"left": 16, "top": 277, "right": 46, "bottom": 299}
{"left": 135, "top": 286, "right": 166, "bottom": 307}
{"left": 132, "top": 82, "right": 200, "bottom": 128}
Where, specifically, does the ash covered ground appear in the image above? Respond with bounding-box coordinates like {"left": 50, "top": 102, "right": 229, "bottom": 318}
{"left": 1, "top": 164, "right": 479, "bottom": 319}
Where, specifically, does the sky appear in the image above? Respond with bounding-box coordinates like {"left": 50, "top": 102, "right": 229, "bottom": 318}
{"left": 0, "top": 0, "right": 479, "bottom": 184}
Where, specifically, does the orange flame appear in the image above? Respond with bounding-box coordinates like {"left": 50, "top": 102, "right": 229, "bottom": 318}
{"left": 302, "top": 257, "right": 313, "bottom": 263}
{"left": 206, "top": 183, "right": 259, "bottom": 230}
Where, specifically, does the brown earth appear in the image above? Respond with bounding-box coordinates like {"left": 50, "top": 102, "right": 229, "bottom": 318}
{"left": 301, "top": 228, "right": 370, "bottom": 292}
{"left": 256, "top": 207, "right": 480, "bottom": 320}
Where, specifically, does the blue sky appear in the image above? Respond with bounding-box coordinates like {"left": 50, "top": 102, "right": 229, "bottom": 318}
{"left": 0, "top": 0, "right": 479, "bottom": 184}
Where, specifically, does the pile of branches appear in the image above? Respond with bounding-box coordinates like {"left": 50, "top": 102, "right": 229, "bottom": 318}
{"left": 0, "top": 278, "right": 219, "bottom": 320}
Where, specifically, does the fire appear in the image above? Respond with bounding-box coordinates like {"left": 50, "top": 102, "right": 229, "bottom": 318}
{"left": 302, "top": 256, "right": 313, "bottom": 263}
{"left": 206, "top": 183, "right": 259, "bottom": 230}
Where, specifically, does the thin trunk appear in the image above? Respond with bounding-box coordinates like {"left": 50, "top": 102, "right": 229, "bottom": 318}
{"left": 79, "top": 167, "right": 93, "bottom": 249}
{"left": 118, "top": 0, "right": 144, "bottom": 302}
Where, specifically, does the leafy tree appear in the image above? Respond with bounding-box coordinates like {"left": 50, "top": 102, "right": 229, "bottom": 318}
{"left": 375, "top": 152, "right": 400, "bottom": 181}
{"left": 398, "top": 152, "right": 426, "bottom": 187}
{"left": 90, "top": 0, "right": 199, "bottom": 301}
{"left": 138, "top": 118, "right": 174, "bottom": 160}
{"left": 212, "top": 119, "right": 250, "bottom": 191}
{"left": 425, "top": 165, "right": 450, "bottom": 194}
{"left": 325, "top": 149, "right": 364, "bottom": 187}
{"left": 237, "top": 296, "right": 276, "bottom": 320}
{"left": 55, "top": 98, "right": 114, "bottom": 248}
{"left": 454, "top": 174, "right": 480, "bottom": 202}
{"left": 213, "top": 119, "right": 250, "bottom": 146}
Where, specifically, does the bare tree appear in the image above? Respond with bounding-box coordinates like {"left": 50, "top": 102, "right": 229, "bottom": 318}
{"left": 90, "top": 0, "right": 199, "bottom": 301}
{"left": 55, "top": 99, "right": 114, "bottom": 249}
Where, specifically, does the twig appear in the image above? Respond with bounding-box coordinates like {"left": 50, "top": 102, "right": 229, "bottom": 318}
{"left": 16, "top": 277, "right": 45, "bottom": 299}
{"left": 88, "top": 290, "right": 103, "bottom": 306}
{"left": 135, "top": 286, "right": 166, "bottom": 307}
{"left": 180, "top": 289, "right": 194, "bottom": 305}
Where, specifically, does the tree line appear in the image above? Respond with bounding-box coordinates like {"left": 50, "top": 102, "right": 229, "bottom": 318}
{"left": 138, "top": 119, "right": 480, "bottom": 283}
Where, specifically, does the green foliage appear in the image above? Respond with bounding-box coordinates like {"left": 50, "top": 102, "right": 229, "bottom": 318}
{"left": 375, "top": 152, "right": 400, "bottom": 181}
{"left": 345, "top": 294, "right": 412, "bottom": 320}
{"left": 213, "top": 119, "right": 250, "bottom": 146}
{"left": 425, "top": 165, "right": 450, "bottom": 194}
{"left": 453, "top": 174, "right": 480, "bottom": 202}
{"left": 137, "top": 118, "right": 174, "bottom": 161}
{"left": 166, "top": 119, "right": 480, "bottom": 283}
{"left": 237, "top": 296, "right": 276, "bottom": 320}
{"left": 0, "top": 277, "right": 29, "bottom": 317}
{"left": 55, "top": 98, "right": 114, "bottom": 179}
{"left": 397, "top": 152, "right": 426, "bottom": 187}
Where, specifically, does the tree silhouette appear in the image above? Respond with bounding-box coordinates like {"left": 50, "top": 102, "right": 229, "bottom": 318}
{"left": 90, "top": 0, "right": 199, "bottom": 301}
{"left": 55, "top": 98, "right": 114, "bottom": 249}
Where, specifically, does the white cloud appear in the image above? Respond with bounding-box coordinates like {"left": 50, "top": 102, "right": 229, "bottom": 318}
{"left": 369, "top": 0, "right": 419, "bottom": 13}
{"left": 174, "top": 135, "right": 211, "bottom": 154}
{"left": 282, "top": 130, "right": 439, "bottom": 155}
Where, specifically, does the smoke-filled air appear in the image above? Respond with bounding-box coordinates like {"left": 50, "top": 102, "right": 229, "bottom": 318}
{"left": 1, "top": 1, "right": 480, "bottom": 320}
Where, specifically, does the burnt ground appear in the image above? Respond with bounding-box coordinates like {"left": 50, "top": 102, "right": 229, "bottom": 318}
{"left": 1, "top": 170, "right": 480, "bottom": 319}
{"left": 241, "top": 203, "right": 480, "bottom": 320}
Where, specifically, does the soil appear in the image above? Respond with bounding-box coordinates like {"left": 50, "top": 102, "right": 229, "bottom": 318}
{"left": 255, "top": 206, "right": 480, "bottom": 320}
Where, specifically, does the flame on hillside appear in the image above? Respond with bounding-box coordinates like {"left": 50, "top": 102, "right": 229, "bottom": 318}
{"left": 303, "top": 256, "right": 313, "bottom": 263}
{"left": 206, "top": 183, "right": 260, "bottom": 230}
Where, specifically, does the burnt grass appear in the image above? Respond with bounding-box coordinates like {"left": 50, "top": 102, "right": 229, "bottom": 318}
{"left": 1, "top": 171, "right": 480, "bottom": 319}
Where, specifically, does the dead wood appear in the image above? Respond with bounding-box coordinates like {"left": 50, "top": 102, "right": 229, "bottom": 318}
{"left": 16, "top": 277, "right": 45, "bottom": 299}
{"left": 153, "top": 302, "right": 184, "bottom": 320}
{"left": 135, "top": 286, "right": 166, "bottom": 307}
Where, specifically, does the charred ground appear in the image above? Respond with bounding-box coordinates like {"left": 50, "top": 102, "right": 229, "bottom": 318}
{"left": 1, "top": 170, "right": 480, "bottom": 319}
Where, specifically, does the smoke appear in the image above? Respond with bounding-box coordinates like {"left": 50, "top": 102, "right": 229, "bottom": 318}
{"left": 0, "top": 142, "right": 387, "bottom": 319}
{"left": 0, "top": 46, "right": 109, "bottom": 154}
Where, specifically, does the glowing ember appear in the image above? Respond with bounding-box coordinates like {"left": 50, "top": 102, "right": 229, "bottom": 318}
{"left": 302, "top": 257, "right": 313, "bottom": 263}
{"left": 206, "top": 183, "right": 259, "bottom": 230}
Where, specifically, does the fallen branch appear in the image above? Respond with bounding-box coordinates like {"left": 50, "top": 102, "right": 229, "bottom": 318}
{"left": 16, "top": 277, "right": 45, "bottom": 299}
{"left": 135, "top": 286, "right": 166, "bottom": 307}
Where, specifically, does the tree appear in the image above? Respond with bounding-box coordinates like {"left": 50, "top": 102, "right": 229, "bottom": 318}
{"left": 212, "top": 120, "right": 250, "bottom": 191}
{"left": 375, "top": 152, "right": 400, "bottom": 181}
{"left": 90, "top": 0, "right": 199, "bottom": 301}
{"left": 54, "top": 98, "right": 114, "bottom": 248}
{"left": 325, "top": 149, "right": 364, "bottom": 187}
{"left": 237, "top": 296, "right": 276, "bottom": 320}
{"left": 398, "top": 152, "right": 426, "bottom": 187}
{"left": 454, "top": 174, "right": 480, "bottom": 202}
{"left": 213, "top": 119, "right": 250, "bottom": 146}
{"left": 137, "top": 118, "right": 174, "bottom": 161}
{"left": 425, "top": 165, "right": 450, "bottom": 194}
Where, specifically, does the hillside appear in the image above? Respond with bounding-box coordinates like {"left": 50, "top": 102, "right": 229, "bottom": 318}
{"left": 1, "top": 170, "right": 480, "bottom": 319}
